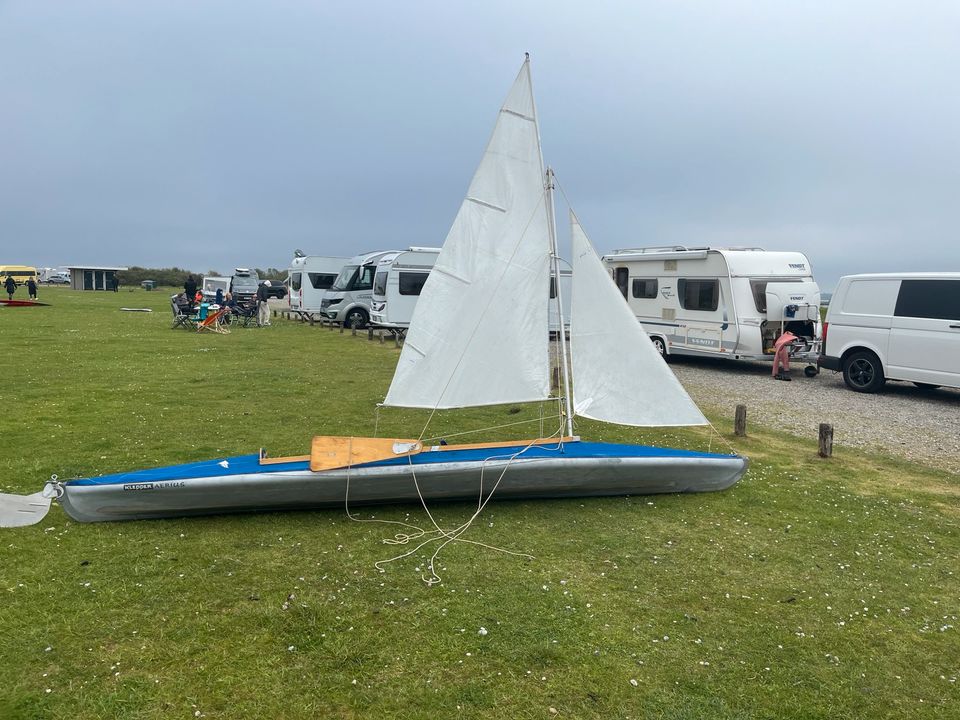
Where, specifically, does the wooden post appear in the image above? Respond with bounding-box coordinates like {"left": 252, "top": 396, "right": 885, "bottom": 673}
{"left": 351, "top": 325, "right": 357, "bottom": 337}
{"left": 339, "top": 323, "right": 344, "bottom": 334}
{"left": 734, "top": 404, "right": 747, "bottom": 437}
{"left": 368, "top": 327, "right": 374, "bottom": 341}
{"left": 394, "top": 333, "right": 400, "bottom": 349}
{"left": 379, "top": 331, "right": 384, "bottom": 345}
{"left": 818, "top": 423, "right": 833, "bottom": 458}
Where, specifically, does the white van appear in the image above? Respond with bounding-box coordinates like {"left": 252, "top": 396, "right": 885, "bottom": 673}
{"left": 603, "top": 246, "right": 822, "bottom": 367}
{"left": 320, "top": 250, "right": 399, "bottom": 328}
{"left": 818, "top": 273, "right": 960, "bottom": 392}
{"left": 287, "top": 255, "right": 348, "bottom": 316}
{"left": 370, "top": 247, "right": 442, "bottom": 329}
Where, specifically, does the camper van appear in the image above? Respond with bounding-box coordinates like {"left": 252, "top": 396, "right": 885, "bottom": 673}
{"left": 370, "top": 247, "right": 442, "bottom": 329}
{"left": 320, "top": 250, "right": 398, "bottom": 329}
{"left": 369, "top": 249, "right": 572, "bottom": 333}
{"left": 818, "top": 273, "right": 960, "bottom": 393}
{"left": 229, "top": 268, "right": 260, "bottom": 305}
{"left": 603, "top": 246, "right": 821, "bottom": 366}
{"left": 287, "top": 255, "right": 348, "bottom": 317}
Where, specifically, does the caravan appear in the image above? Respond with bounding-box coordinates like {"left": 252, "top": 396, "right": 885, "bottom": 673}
{"left": 320, "top": 250, "right": 398, "bottom": 329}
{"left": 370, "top": 247, "right": 442, "bottom": 330}
{"left": 603, "top": 246, "right": 821, "bottom": 367}
{"left": 287, "top": 255, "right": 348, "bottom": 317}
{"left": 201, "top": 276, "right": 230, "bottom": 301}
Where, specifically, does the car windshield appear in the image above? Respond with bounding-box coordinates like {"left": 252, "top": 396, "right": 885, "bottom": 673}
{"left": 232, "top": 276, "right": 259, "bottom": 291}
{"left": 331, "top": 265, "right": 359, "bottom": 292}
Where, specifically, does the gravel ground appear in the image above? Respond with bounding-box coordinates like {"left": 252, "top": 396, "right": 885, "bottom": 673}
{"left": 668, "top": 355, "right": 960, "bottom": 475}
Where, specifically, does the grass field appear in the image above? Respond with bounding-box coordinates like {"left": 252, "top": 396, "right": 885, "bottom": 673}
{"left": 1, "top": 287, "right": 957, "bottom": 719}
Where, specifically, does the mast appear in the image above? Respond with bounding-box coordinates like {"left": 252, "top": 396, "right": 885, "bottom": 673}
{"left": 545, "top": 167, "right": 574, "bottom": 437}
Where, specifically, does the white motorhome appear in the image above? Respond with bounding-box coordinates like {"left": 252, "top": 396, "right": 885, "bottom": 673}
{"left": 369, "top": 249, "right": 572, "bottom": 334}
{"left": 319, "top": 250, "right": 399, "bottom": 328}
{"left": 603, "top": 246, "right": 822, "bottom": 367}
{"left": 287, "top": 255, "right": 348, "bottom": 316}
{"left": 818, "top": 273, "right": 960, "bottom": 392}
{"left": 370, "top": 247, "right": 442, "bottom": 329}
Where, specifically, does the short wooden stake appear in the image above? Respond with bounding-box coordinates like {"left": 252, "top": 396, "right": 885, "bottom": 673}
{"left": 379, "top": 331, "right": 384, "bottom": 345}
{"left": 734, "top": 404, "right": 747, "bottom": 437}
{"left": 352, "top": 325, "right": 357, "bottom": 336}
{"left": 394, "top": 333, "right": 400, "bottom": 349}
{"left": 368, "top": 327, "right": 374, "bottom": 341}
{"left": 818, "top": 423, "right": 833, "bottom": 458}
{"left": 339, "top": 323, "right": 344, "bottom": 334}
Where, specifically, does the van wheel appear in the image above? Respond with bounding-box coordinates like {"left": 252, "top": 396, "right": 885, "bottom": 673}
{"left": 842, "top": 351, "right": 886, "bottom": 393}
{"left": 651, "top": 336, "right": 667, "bottom": 358}
{"left": 344, "top": 308, "right": 368, "bottom": 330}
{"left": 913, "top": 382, "right": 941, "bottom": 390}
{"left": 804, "top": 365, "right": 819, "bottom": 378}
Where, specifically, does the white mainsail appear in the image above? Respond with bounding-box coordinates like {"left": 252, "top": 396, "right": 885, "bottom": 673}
{"left": 569, "top": 212, "right": 709, "bottom": 427}
{"left": 384, "top": 58, "right": 552, "bottom": 409}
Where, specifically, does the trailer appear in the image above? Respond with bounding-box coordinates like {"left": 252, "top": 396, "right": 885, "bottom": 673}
{"left": 370, "top": 247, "right": 442, "bottom": 330}
{"left": 603, "top": 246, "right": 821, "bottom": 368}
{"left": 287, "top": 255, "right": 348, "bottom": 318}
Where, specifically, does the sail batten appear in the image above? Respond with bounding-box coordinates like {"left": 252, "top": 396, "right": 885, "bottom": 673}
{"left": 466, "top": 197, "right": 507, "bottom": 213}
{"left": 384, "top": 58, "right": 552, "bottom": 410}
{"left": 569, "top": 212, "right": 709, "bottom": 427}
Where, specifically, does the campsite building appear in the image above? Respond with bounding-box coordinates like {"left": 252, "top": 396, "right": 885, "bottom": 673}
{"left": 66, "top": 265, "right": 128, "bottom": 291}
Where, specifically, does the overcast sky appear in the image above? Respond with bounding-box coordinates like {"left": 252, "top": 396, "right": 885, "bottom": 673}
{"left": 2, "top": 1, "right": 958, "bottom": 290}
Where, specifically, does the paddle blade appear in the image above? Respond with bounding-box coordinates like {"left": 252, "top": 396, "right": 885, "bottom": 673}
{"left": 0, "top": 490, "right": 54, "bottom": 528}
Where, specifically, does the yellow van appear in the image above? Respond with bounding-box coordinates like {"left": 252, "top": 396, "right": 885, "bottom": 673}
{"left": 0, "top": 265, "right": 38, "bottom": 287}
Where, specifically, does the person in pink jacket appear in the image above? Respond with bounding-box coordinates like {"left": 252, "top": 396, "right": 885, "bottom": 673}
{"left": 772, "top": 330, "right": 797, "bottom": 380}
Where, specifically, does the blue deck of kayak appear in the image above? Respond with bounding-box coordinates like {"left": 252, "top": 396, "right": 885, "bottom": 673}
{"left": 69, "top": 441, "right": 734, "bottom": 486}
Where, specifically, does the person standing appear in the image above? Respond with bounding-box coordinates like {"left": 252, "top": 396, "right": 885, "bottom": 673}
{"left": 184, "top": 274, "right": 197, "bottom": 301}
{"left": 26, "top": 277, "right": 38, "bottom": 300}
{"left": 772, "top": 330, "right": 797, "bottom": 381}
{"left": 256, "top": 280, "right": 272, "bottom": 327}
{"left": 4, "top": 275, "right": 15, "bottom": 300}
{"left": 214, "top": 287, "right": 224, "bottom": 306}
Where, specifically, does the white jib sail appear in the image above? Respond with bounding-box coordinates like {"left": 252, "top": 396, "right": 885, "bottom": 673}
{"left": 569, "top": 212, "right": 709, "bottom": 426}
{"left": 384, "top": 58, "right": 552, "bottom": 409}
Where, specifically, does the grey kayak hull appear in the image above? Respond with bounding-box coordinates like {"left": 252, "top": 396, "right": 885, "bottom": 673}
{"left": 58, "top": 453, "right": 748, "bottom": 523}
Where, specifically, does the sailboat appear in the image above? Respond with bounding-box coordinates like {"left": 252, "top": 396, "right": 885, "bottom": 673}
{"left": 0, "top": 57, "right": 747, "bottom": 528}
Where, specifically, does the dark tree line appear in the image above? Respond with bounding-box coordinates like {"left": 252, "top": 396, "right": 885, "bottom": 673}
{"left": 116, "top": 266, "right": 196, "bottom": 287}
{"left": 117, "top": 266, "right": 288, "bottom": 288}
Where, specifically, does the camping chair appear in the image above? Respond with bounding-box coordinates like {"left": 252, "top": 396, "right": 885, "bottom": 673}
{"left": 230, "top": 301, "right": 258, "bottom": 328}
{"left": 196, "top": 306, "right": 230, "bottom": 334}
{"left": 171, "top": 295, "right": 198, "bottom": 330}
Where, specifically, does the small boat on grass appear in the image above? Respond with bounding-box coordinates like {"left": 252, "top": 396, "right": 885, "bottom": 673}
{"left": 0, "top": 56, "right": 747, "bottom": 529}
{"left": 19, "top": 440, "right": 741, "bottom": 525}
{"left": 0, "top": 299, "right": 50, "bottom": 307}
